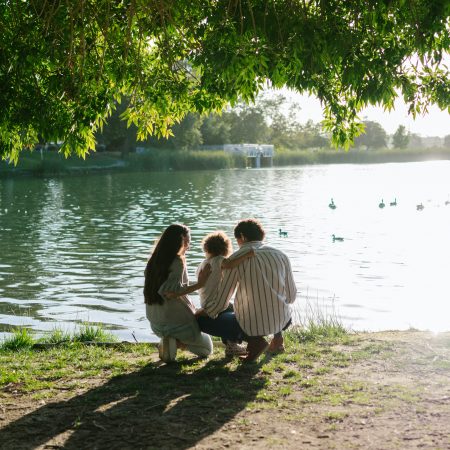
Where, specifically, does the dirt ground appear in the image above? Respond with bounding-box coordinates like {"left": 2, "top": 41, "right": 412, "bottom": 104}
{"left": 1, "top": 331, "right": 449, "bottom": 450}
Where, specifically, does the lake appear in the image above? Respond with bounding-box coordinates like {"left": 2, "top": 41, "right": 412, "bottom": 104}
{"left": 1, "top": 160, "right": 449, "bottom": 342}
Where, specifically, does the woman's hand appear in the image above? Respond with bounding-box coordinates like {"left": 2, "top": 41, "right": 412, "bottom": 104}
{"left": 195, "top": 308, "right": 208, "bottom": 317}
{"left": 164, "top": 291, "right": 179, "bottom": 299}
{"left": 197, "top": 263, "right": 212, "bottom": 286}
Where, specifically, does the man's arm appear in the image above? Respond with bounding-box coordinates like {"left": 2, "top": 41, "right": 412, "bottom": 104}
{"left": 221, "top": 249, "right": 255, "bottom": 270}
{"left": 284, "top": 255, "right": 297, "bottom": 304}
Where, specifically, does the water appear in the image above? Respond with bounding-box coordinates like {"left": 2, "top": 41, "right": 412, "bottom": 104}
{"left": 1, "top": 161, "right": 449, "bottom": 341}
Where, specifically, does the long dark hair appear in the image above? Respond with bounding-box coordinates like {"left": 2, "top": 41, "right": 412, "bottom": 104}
{"left": 144, "top": 224, "right": 190, "bottom": 305}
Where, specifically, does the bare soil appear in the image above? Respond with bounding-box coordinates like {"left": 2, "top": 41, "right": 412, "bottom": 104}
{"left": 1, "top": 331, "right": 449, "bottom": 449}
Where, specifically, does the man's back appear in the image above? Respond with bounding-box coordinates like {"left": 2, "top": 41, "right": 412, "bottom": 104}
{"left": 203, "top": 241, "right": 297, "bottom": 336}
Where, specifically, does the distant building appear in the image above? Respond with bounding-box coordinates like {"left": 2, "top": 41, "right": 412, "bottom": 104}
{"left": 217, "top": 144, "right": 275, "bottom": 167}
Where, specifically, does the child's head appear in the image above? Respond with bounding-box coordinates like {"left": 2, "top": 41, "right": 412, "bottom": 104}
{"left": 202, "top": 231, "right": 233, "bottom": 257}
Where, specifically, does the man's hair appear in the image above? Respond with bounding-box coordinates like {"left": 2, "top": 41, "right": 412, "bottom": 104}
{"left": 202, "top": 231, "right": 233, "bottom": 257}
{"left": 234, "top": 218, "right": 265, "bottom": 242}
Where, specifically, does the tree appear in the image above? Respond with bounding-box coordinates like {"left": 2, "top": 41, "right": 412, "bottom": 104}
{"left": 95, "top": 100, "right": 136, "bottom": 155}
{"left": 227, "top": 105, "right": 270, "bottom": 144}
{"left": 146, "top": 113, "right": 204, "bottom": 150}
{"left": 392, "top": 125, "right": 410, "bottom": 149}
{"left": 353, "top": 121, "right": 387, "bottom": 149}
{"left": 408, "top": 133, "right": 423, "bottom": 149}
{"left": 1, "top": 1, "right": 450, "bottom": 161}
{"left": 444, "top": 135, "right": 450, "bottom": 149}
{"left": 200, "top": 113, "right": 232, "bottom": 145}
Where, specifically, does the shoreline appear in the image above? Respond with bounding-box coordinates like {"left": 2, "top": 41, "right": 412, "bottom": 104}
{"left": 1, "top": 329, "right": 449, "bottom": 449}
{"left": 1, "top": 148, "right": 450, "bottom": 178}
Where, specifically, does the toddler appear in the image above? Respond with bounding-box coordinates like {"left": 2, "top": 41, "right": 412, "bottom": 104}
{"left": 167, "top": 230, "right": 254, "bottom": 356}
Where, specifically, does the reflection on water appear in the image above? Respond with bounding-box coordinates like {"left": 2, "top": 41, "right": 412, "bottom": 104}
{"left": 1, "top": 161, "right": 450, "bottom": 341}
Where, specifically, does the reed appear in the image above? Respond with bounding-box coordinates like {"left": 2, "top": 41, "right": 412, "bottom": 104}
{"left": 285, "top": 298, "right": 348, "bottom": 343}
{"left": 126, "top": 149, "right": 246, "bottom": 171}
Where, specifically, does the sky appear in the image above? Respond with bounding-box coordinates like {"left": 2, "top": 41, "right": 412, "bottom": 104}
{"left": 284, "top": 91, "right": 450, "bottom": 138}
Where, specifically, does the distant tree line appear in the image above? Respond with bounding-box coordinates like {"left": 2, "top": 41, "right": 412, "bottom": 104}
{"left": 96, "top": 94, "right": 448, "bottom": 155}
{"left": 96, "top": 93, "right": 330, "bottom": 153}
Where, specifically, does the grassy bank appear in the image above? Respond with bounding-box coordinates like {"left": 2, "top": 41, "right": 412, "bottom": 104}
{"left": 1, "top": 147, "right": 450, "bottom": 177}
{"left": 1, "top": 325, "right": 449, "bottom": 449}
{"left": 273, "top": 146, "right": 450, "bottom": 166}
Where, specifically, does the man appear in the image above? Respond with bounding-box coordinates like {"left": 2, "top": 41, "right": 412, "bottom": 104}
{"left": 197, "top": 218, "right": 297, "bottom": 362}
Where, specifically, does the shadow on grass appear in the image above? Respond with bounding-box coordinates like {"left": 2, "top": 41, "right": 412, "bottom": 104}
{"left": 0, "top": 356, "right": 266, "bottom": 450}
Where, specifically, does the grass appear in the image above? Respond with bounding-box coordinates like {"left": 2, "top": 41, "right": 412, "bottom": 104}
{"left": 0, "top": 323, "right": 116, "bottom": 352}
{"left": 0, "top": 313, "right": 428, "bottom": 425}
{"left": 273, "top": 146, "right": 450, "bottom": 166}
{"left": 0, "top": 309, "right": 352, "bottom": 402}
{"left": 72, "top": 323, "right": 116, "bottom": 343}
{"left": 1, "top": 327, "right": 35, "bottom": 351}
{"left": 285, "top": 299, "right": 349, "bottom": 344}
{"left": 2, "top": 327, "right": 445, "bottom": 450}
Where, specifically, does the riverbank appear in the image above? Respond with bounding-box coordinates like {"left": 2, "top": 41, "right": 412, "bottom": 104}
{"left": 1, "top": 329, "right": 449, "bottom": 449}
{"left": 1, "top": 147, "right": 450, "bottom": 177}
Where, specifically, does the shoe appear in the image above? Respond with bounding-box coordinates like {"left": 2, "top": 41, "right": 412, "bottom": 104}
{"left": 225, "top": 341, "right": 248, "bottom": 357}
{"left": 240, "top": 337, "right": 269, "bottom": 363}
{"left": 158, "top": 336, "right": 177, "bottom": 363}
{"left": 267, "top": 336, "right": 285, "bottom": 354}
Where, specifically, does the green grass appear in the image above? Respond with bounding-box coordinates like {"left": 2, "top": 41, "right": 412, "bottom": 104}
{"left": 72, "top": 323, "right": 116, "bottom": 343}
{"left": 41, "top": 327, "right": 72, "bottom": 345}
{"left": 285, "top": 300, "right": 349, "bottom": 344}
{"left": 1, "top": 328, "right": 35, "bottom": 351}
{"left": 0, "top": 323, "right": 117, "bottom": 352}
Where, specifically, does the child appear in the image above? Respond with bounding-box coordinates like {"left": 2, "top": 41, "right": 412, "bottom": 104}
{"left": 166, "top": 230, "right": 254, "bottom": 357}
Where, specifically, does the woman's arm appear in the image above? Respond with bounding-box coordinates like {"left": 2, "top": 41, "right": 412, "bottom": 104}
{"left": 221, "top": 249, "right": 255, "bottom": 270}
{"left": 164, "top": 263, "right": 211, "bottom": 298}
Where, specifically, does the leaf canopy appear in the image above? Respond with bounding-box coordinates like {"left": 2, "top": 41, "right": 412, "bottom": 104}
{"left": 1, "top": 0, "right": 449, "bottom": 160}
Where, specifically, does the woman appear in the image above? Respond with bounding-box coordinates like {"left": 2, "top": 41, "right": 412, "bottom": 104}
{"left": 144, "top": 224, "right": 213, "bottom": 362}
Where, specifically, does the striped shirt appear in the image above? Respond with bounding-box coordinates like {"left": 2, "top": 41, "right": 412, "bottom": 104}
{"left": 202, "top": 241, "right": 297, "bottom": 336}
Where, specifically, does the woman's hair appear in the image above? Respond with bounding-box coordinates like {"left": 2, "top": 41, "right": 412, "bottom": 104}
{"left": 202, "top": 231, "right": 233, "bottom": 257}
{"left": 144, "top": 224, "right": 190, "bottom": 305}
{"left": 234, "top": 218, "right": 265, "bottom": 241}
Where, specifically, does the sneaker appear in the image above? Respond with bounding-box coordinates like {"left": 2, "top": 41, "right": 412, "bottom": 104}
{"left": 225, "top": 341, "right": 248, "bottom": 357}
{"left": 158, "top": 336, "right": 177, "bottom": 363}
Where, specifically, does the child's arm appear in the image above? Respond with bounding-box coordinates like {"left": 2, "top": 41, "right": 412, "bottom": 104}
{"left": 164, "top": 264, "right": 211, "bottom": 298}
{"left": 221, "top": 249, "right": 255, "bottom": 270}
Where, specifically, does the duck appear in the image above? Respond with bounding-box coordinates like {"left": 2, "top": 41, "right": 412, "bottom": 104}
{"left": 416, "top": 203, "right": 424, "bottom": 211}
{"left": 390, "top": 198, "right": 397, "bottom": 206}
{"left": 332, "top": 234, "right": 344, "bottom": 242}
{"left": 328, "top": 198, "right": 336, "bottom": 209}
{"left": 279, "top": 229, "right": 288, "bottom": 237}
{"left": 379, "top": 199, "right": 385, "bottom": 209}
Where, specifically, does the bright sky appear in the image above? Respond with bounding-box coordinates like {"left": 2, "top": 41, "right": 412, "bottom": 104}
{"left": 285, "top": 91, "right": 450, "bottom": 138}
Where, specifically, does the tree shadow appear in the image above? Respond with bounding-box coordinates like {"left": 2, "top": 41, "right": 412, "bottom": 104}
{"left": 1, "top": 357, "right": 266, "bottom": 450}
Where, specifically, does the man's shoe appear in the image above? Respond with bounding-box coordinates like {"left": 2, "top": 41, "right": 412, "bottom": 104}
{"left": 158, "top": 336, "right": 177, "bottom": 363}
{"left": 267, "top": 335, "right": 285, "bottom": 354}
{"left": 225, "top": 341, "right": 248, "bottom": 357}
{"left": 241, "top": 337, "right": 269, "bottom": 363}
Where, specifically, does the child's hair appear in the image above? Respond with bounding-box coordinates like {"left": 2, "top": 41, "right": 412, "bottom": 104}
{"left": 202, "top": 231, "right": 233, "bottom": 257}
